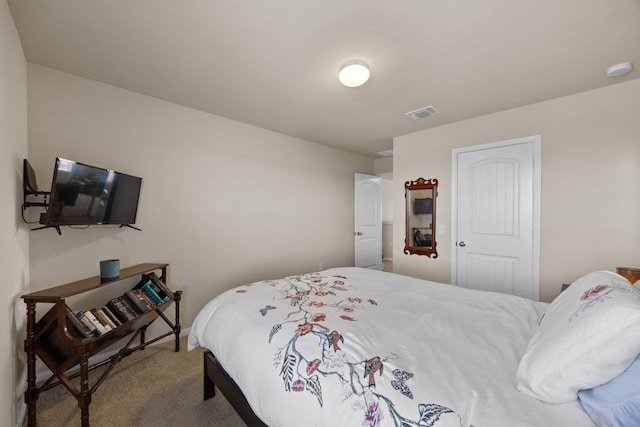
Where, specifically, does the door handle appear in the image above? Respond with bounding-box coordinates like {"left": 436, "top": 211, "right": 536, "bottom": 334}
{"left": 458, "top": 241, "right": 466, "bottom": 247}
{"left": 354, "top": 232, "right": 363, "bottom": 236}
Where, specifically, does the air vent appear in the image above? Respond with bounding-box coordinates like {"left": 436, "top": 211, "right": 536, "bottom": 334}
{"left": 376, "top": 150, "right": 393, "bottom": 157}
{"left": 404, "top": 105, "right": 439, "bottom": 120}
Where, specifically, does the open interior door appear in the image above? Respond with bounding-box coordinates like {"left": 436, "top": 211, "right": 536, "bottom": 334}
{"left": 355, "top": 173, "right": 382, "bottom": 270}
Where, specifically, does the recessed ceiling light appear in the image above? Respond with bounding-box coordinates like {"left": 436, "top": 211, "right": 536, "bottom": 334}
{"left": 339, "top": 62, "right": 370, "bottom": 87}
{"left": 605, "top": 62, "right": 633, "bottom": 78}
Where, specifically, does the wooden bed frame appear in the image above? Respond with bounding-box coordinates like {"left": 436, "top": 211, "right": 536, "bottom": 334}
{"left": 203, "top": 350, "right": 267, "bottom": 426}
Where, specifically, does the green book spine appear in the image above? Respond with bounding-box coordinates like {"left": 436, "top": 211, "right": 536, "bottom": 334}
{"left": 149, "top": 273, "right": 173, "bottom": 298}
{"left": 141, "top": 283, "right": 164, "bottom": 304}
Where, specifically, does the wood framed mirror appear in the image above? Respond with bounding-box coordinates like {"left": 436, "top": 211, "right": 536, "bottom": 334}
{"left": 404, "top": 177, "right": 438, "bottom": 258}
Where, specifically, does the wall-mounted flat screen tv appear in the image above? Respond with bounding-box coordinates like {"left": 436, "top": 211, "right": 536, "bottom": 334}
{"left": 41, "top": 158, "right": 142, "bottom": 227}
{"left": 414, "top": 197, "right": 432, "bottom": 215}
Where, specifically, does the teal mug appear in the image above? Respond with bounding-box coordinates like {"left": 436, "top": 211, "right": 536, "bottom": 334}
{"left": 99, "top": 259, "right": 120, "bottom": 280}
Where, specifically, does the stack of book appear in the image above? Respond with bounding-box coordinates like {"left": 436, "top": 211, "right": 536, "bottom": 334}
{"left": 137, "top": 272, "right": 173, "bottom": 305}
{"left": 66, "top": 273, "right": 174, "bottom": 338}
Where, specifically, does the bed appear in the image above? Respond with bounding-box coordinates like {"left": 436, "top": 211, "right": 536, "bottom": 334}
{"left": 188, "top": 267, "right": 640, "bottom": 427}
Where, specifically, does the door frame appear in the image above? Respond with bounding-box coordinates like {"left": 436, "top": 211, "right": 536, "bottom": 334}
{"left": 450, "top": 135, "right": 541, "bottom": 299}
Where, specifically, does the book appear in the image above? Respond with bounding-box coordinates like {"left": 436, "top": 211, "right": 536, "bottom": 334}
{"left": 149, "top": 272, "right": 173, "bottom": 299}
{"left": 110, "top": 296, "right": 137, "bottom": 321}
{"left": 106, "top": 299, "right": 131, "bottom": 323}
{"left": 75, "top": 311, "right": 101, "bottom": 336}
{"left": 96, "top": 308, "right": 117, "bottom": 330}
{"left": 136, "top": 274, "right": 170, "bottom": 302}
{"left": 134, "top": 289, "right": 157, "bottom": 310}
{"left": 65, "top": 314, "right": 91, "bottom": 338}
{"left": 101, "top": 305, "right": 122, "bottom": 327}
{"left": 65, "top": 306, "right": 94, "bottom": 338}
{"left": 118, "top": 295, "right": 142, "bottom": 318}
{"left": 125, "top": 290, "right": 150, "bottom": 314}
{"left": 89, "top": 308, "right": 112, "bottom": 332}
{"left": 149, "top": 281, "right": 170, "bottom": 302}
{"left": 133, "top": 275, "right": 152, "bottom": 291}
{"left": 85, "top": 309, "right": 109, "bottom": 334}
{"left": 141, "top": 283, "right": 165, "bottom": 305}
{"left": 144, "top": 279, "right": 170, "bottom": 302}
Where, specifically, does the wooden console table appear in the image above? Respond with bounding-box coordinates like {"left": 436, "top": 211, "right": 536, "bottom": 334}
{"left": 616, "top": 266, "right": 640, "bottom": 284}
{"left": 22, "top": 263, "right": 181, "bottom": 427}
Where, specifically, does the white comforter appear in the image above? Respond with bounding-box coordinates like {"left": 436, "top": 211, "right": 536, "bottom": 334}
{"left": 188, "top": 267, "right": 595, "bottom": 427}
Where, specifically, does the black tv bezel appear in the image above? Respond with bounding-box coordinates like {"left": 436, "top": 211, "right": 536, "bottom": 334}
{"left": 41, "top": 157, "right": 142, "bottom": 227}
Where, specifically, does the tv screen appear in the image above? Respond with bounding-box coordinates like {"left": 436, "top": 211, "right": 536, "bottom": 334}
{"left": 42, "top": 158, "right": 142, "bottom": 226}
{"left": 414, "top": 197, "right": 432, "bottom": 215}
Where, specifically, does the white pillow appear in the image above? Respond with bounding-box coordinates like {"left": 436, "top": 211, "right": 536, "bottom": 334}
{"left": 517, "top": 270, "right": 640, "bottom": 403}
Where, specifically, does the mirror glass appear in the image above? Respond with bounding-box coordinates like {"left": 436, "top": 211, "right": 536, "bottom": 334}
{"left": 404, "top": 178, "right": 438, "bottom": 258}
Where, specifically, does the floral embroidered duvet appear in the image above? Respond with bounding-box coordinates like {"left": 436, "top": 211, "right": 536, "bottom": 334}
{"left": 188, "top": 267, "right": 596, "bottom": 427}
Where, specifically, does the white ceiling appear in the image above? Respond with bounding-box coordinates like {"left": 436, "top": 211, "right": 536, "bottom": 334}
{"left": 8, "top": 0, "right": 640, "bottom": 158}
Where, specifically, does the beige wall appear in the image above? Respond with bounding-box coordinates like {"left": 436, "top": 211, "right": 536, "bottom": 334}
{"left": 25, "top": 63, "right": 373, "bottom": 352}
{"left": 393, "top": 78, "right": 640, "bottom": 302}
{"left": 381, "top": 177, "right": 394, "bottom": 260}
{"left": 1, "top": 1, "right": 29, "bottom": 425}
{"left": 381, "top": 177, "right": 394, "bottom": 222}
{"left": 373, "top": 156, "right": 393, "bottom": 175}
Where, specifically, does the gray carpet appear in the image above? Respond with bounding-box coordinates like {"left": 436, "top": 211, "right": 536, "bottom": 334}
{"left": 23, "top": 336, "right": 246, "bottom": 426}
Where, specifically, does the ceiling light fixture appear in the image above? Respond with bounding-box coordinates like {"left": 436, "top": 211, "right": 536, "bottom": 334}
{"left": 339, "top": 61, "right": 370, "bottom": 87}
{"left": 605, "top": 62, "right": 633, "bottom": 78}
